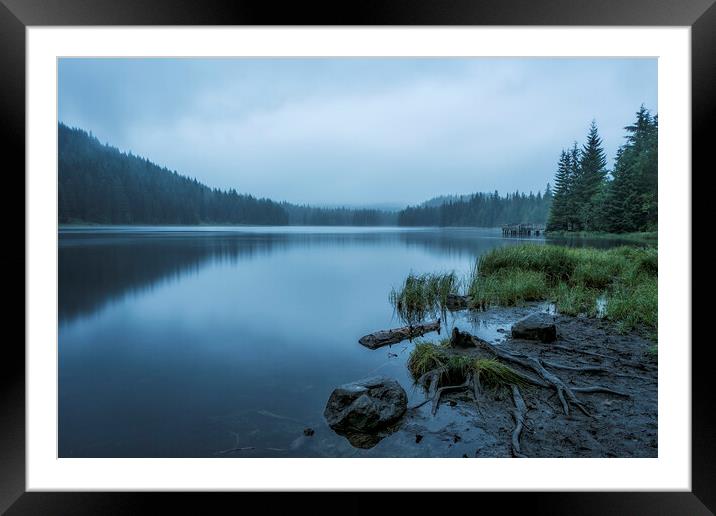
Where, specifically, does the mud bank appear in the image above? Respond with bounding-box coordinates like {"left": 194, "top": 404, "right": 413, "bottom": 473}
{"left": 332, "top": 309, "right": 657, "bottom": 458}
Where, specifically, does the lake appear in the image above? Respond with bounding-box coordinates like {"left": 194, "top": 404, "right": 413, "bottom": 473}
{"left": 58, "top": 226, "right": 635, "bottom": 457}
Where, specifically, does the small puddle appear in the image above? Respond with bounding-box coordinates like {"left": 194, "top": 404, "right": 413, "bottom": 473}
{"left": 440, "top": 302, "right": 555, "bottom": 344}
{"left": 596, "top": 296, "right": 607, "bottom": 318}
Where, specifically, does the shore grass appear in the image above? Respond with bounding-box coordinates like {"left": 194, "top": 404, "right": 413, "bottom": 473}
{"left": 468, "top": 244, "right": 657, "bottom": 340}
{"left": 467, "top": 268, "right": 547, "bottom": 306}
{"left": 407, "top": 342, "right": 525, "bottom": 389}
{"left": 389, "top": 272, "right": 459, "bottom": 325}
{"left": 545, "top": 230, "right": 658, "bottom": 243}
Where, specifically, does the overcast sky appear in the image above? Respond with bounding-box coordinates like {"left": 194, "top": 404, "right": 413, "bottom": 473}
{"left": 58, "top": 58, "right": 657, "bottom": 207}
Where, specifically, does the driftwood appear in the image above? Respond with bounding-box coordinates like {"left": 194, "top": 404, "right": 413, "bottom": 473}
{"left": 359, "top": 319, "right": 441, "bottom": 349}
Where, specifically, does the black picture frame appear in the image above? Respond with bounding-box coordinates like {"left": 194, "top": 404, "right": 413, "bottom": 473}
{"left": 2, "top": 1, "right": 707, "bottom": 513}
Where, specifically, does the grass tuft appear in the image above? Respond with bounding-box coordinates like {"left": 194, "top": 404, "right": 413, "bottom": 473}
{"left": 473, "top": 358, "right": 528, "bottom": 388}
{"left": 407, "top": 343, "right": 527, "bottom": 389}
{"left": 407, "top": 341, "right": 448, "bottom": 379}
{"left": 389, "top": 272, "right": 459, "bottom": 325}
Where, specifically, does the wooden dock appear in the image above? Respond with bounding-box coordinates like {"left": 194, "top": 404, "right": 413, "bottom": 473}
{"left": 501, "top": 223, "right": 545, "bottom": 237}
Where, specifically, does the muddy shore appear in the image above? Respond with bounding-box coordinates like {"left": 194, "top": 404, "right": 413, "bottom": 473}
{"left": 330, "top": 308, "right": 657, "bottom": 458}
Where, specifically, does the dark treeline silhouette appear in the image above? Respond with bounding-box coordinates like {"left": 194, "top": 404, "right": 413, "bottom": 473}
{"left": 281, "top": 203, "right": 397, "bottom": 226}
{"left": 547, "top": 106, "right": 657, "bottom": 233}
{"left": 397, "top": 189, "right": 553, "bottom": 227}
{"left": 59, "top": 124, "right": 289, "bottom": 225}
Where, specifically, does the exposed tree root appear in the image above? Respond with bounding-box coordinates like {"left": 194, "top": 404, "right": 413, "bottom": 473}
{"left": 511, "top": 385, "right": 528, "bottom": 458}
{"left": 406, "top": 329, "right": 637, "bottom": 459}
{"left": 432, "top": 376, "right": 473, "bottom": 416}
{"left": 551, "top": 344, "right": 656, "bottom": 372}
{"left": 458, "top": 331, "right": 592, "bottom": 417}
{"left": 408, "top": 368, "right": 444, "bottom": 410}
{"left": 571, "top": 385, "right": 630, "bottom": 397}
{"left": 543, "top": 360, "right": 651, "bottom": 381}
{"left": 472, "top": 375, "right": 485, "bottom": 416}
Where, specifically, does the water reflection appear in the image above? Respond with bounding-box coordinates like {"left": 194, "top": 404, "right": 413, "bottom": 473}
{"left": 60, "top": 227, "right": 533, "bottom": 324}
{"left": 58, "top": 226, "right": 646, "bottom": 457}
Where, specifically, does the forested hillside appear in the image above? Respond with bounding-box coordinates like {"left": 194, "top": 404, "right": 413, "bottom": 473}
{"left": 547, "top": 106, "right": 657, "bottom": 233}
{"left": 397, "top": 189, "right": 552, "bottom": 227}
{"left": 281, "top": 203, "right": 397, "bottom": 226}
{"left": 58, "top": 124, "right": 289, "bottom": 225}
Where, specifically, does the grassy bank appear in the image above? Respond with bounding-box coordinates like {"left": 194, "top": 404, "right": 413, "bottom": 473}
{"left": 390, "top": 244, "right": 657, "bottom": 341}
{"left": 545, "top": 230, "right": 657, "bottom": 243}
{"left": 468, "top": 245, "right": 657, "bottom": 337}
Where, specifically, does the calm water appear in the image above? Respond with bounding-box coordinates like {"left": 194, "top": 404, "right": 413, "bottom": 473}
{"left": 58, "top": 226, "right": 635, "bottom": 457}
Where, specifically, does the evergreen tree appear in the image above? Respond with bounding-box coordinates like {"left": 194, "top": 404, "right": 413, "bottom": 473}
{"left": 564, "top": 142, "right": 582, "bottom": 231}
{"left": 398, "top": 190, "right": 552, "bottom": 227}
{"left": 575, "top": 120, "right": 607, "bottom": 230}
{"left": 603, "top": 106, "right": 658, "bottom": 232}
{"left": 545, "top": 107, "right": 658, "bottom": 234}
{"left": 546, "top": 151, "right": 572, "bottom": 231}
{"left": 58, "top": 124, "right": 289, "bottom": 225}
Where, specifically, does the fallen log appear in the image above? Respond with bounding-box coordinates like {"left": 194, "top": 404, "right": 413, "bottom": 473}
{"left": 359, "top": 319, "right": 441, "bottom": 349}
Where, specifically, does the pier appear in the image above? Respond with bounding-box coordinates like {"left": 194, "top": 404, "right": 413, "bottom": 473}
{"left": 501, "top": 223, "right": 545, "bottom": 237}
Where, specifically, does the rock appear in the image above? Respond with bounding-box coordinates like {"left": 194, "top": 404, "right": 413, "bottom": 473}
{"left": 339, "top": 425, "right": 400, "bottom": 449}
{"left": 324, "top": 376, "right": 407, "bottom": 434}
{"left": 415, "top": 434, "right": 423, "bottom": 443}
{"left": 303, "top": 427, "right": 315, "bottom": 437}
{"left": 511, "top": 313, "right": 557, "bottom": 342}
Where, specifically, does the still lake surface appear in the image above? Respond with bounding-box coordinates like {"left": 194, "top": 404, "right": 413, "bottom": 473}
{"left": 59, "top": 226, "right": 634, "bottom": 457}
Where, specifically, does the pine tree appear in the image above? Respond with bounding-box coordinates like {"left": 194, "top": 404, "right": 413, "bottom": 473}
{"left": 575, "top": 120, "right": 608, "bottom": 230}
{"left": 546, "top": 150, "right": 572, "bottom": 231}
{"left": 602, "top": 106, "right": 657, "bottom": 232}
{"left": 564, "top": 142, "right": 582, "bottom": 231}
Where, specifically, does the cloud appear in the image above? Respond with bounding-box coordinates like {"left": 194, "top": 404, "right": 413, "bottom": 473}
{"left": 58, "top": 58, "right": 657, "bottom": 206}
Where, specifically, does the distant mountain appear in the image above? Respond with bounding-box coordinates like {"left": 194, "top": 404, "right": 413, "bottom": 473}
{"left": 59, "top": 124, "right": 288, "bottom": 225}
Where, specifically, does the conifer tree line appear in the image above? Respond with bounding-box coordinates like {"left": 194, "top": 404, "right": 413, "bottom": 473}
{"left": 397, "top": 189, "right": 553, "bottom": 227}
{"left": 547, "top": 106, "right": 657, "bottom": 233}
{"left": 281, "top": 203, "right": 397, "bottom": 226}
{"left": 59, "top": 124, "right": 289, "bottom": 225}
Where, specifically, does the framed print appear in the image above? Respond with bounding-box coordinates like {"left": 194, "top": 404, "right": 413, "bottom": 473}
{"left": 3, "top": 0, "right": 709, "bottom": 513}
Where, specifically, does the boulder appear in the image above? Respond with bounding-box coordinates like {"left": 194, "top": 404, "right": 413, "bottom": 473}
{"left": 324, "top": 376, "right": 407, "bottom": 433}
{"left": 511, "top": 313, "right": 557, "bottom": 342}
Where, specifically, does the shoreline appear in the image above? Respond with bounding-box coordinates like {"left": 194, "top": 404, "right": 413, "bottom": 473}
{"left": 327, "top": 305, "right": 657, "bottom": 458}
{"left": 546, "top": 230, "right": 657, "bottom": 242}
